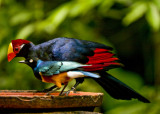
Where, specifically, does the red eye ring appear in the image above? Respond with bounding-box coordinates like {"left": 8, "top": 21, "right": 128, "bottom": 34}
{"left": 14, "top": 47, "right": 19, "bottom": 52}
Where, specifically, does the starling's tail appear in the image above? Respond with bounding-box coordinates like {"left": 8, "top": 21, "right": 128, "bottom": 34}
{"left": 95, "top": 71, "right": 150, "bottom": 103}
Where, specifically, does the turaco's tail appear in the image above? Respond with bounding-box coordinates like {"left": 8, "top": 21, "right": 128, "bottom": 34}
{"left": 95, "top": 71, "right": 150, "bottom": 103}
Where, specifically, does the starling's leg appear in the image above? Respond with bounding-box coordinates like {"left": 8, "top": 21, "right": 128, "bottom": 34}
{"left": 59, "top": 84, "right": 68, "bottom": 96}
{"left": 46, "top": 87, "right": 60, "bottom": 95}
{"left": 62, "top": 78, "right": 84, "bottom": 96}
{"left": 36, "top": 85, "right": 57, "bottom": 92}
{"left": 73, "top": 78, "right": 84, "bottom": 93}
{"left": 46, "top": 82, "right": 63, "bottom": 96}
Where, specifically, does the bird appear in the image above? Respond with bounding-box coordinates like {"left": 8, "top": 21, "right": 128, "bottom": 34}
{"left": 8, "top": 37, "right": 150, "bottom": 103}
{"left": 19, "top": 58, "right": 101, "bottom": 95}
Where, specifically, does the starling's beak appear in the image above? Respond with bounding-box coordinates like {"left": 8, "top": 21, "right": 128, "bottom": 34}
{"left": 7, "top": 43, "right": 16, "bottom": 62}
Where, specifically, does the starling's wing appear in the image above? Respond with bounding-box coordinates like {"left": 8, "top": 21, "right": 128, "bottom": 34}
{"left": 38, "top": 61, "right": 90, "bottom": 76}
{"left": 38, "top": 61, "right": 62, "bottom": 76}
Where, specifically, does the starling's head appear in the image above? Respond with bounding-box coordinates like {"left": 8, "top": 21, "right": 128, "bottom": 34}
{"left": 19, "top": 58, "right": 39, "bottom": 68}
{"left": 7, "top": 39, "right": 30, "bottom": 62}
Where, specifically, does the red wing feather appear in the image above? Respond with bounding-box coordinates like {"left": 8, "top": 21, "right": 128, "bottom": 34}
{"left": 87, "top": 53, "right": 114, "bottom": 60}
{"left": 87, "top": 57, "right": 118, "bottom": 64}
{"left": 83, "top": 48, "right": 121, "bottom": 71}
{"left": 94, "top": 48, "right": 110, "bottom": 53}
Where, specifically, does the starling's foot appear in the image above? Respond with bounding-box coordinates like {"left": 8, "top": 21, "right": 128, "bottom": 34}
{"left": 60, "top": 91, "right": 70, "bottom": 96}
{"left": 73, "top": 88, "right": 77, "bottom": 93}
{"left": 43, "top": 94, "right": 54, "bottom": 98}
{"left": 60, "top": 87, "right": 76, "bottom": 96}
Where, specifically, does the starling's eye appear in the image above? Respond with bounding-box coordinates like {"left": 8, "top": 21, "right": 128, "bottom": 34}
{"left": 29, "top": 59, "right": 33, "bottom": 63}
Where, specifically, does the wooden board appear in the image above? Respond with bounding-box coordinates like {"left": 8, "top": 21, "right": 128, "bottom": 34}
{"left": 0, "top": 90, "right": 103, "bottom": 113}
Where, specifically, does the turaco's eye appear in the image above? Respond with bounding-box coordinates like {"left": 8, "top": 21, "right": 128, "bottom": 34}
{"left": 14, "top": 47, "right": 19, "bottom": 52}
{"left": 29, "top": 59, "right": 33, "bottom": 63}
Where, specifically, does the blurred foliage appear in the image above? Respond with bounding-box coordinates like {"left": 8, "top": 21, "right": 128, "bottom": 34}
{"left": 0, "top": 0, "right": 160, "bottom": 113}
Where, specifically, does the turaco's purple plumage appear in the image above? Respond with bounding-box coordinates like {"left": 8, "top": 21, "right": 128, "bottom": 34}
{"left": 8, "top": 37, "right": 150, "bottom": 103}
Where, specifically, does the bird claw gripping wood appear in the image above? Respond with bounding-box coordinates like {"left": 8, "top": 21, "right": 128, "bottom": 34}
{"left": 60, "top": 87, "right": 76, "bottom": 96}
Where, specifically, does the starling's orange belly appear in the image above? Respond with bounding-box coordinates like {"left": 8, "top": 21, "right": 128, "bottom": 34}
{"left": 40, "top": 72, "right": 72, "bottom": 88}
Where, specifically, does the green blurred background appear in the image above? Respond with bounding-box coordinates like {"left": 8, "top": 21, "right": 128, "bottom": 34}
{"left": 0, "top": 0, "right": 160, "bottom": 113}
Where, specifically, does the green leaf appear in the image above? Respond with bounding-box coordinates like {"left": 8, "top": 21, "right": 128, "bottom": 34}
{"left": 153, "top": 0, "right": 160, "bottom": 9}
{"left": 123, "top": 1, "right": 147, "bottom": 26}
{"left": 36, "top": 3, "right": 70, "bottom": 34}
{"left": 16, "top": 24, "right": 34, "bottom": 39}
{"left": 10, "top": 11, "right": 32, "bottom": 25}
{"left": 146, "top": 2, "right": 160, "bottom": 31}
{"left": 69, "top": 0, "right": 102, "bottom": 17}
{"left": 98, "top": 0, "right": 114, "bottom": 16}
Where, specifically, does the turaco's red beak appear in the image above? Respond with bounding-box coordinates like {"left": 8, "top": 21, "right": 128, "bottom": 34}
{"left": 7, "top": 43, "right": 16, "bottom": 62}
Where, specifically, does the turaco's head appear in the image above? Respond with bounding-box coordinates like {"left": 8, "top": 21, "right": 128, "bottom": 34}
{"left": 7, "top": 39, "right": 31, "bottom": 62}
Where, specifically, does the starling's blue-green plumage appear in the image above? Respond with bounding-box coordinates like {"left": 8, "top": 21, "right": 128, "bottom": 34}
{"left": 26, "top": 59, "right": 100, "bottom": 79}
{"left": 22, "top": 59, "right": 100, "bottom": 88}
{"left": 35, "top": 60, "right": 91, "bottom": 76}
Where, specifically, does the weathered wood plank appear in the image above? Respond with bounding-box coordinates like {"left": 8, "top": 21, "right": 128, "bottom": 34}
{"left": 0, "top": 90, "right": 103, "bottom": 113}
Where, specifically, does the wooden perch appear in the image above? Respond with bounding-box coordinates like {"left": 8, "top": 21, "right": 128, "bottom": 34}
{"left": 0, "top": 90, "right": 103, "bottom": 113}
